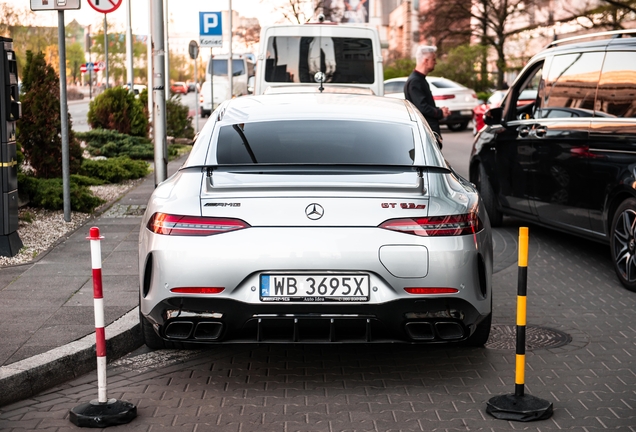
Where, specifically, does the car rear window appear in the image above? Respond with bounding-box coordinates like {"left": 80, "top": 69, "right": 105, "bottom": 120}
{"left": 428, "top": 78, "right": 464, "bottom": 89}
{"left": 215, "top": 120, "right": 415, "bottom": 165}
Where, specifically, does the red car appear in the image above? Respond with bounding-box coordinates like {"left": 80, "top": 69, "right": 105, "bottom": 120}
{"left": 472, "top": 89, "right": 537, "bottom": 134}
{"left": 170, "top": 82, "right": 188, "bottom": 95}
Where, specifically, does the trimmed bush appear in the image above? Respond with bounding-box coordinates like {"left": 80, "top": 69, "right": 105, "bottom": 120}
{"left": 18, "top": 173, "right": 105, "bottom": 213}
{"left": 17, "top": 51, "right": 83, "bottom": 178}
{"left": 80, "top": 156, "right": 149, "bottom": 184}
{"left": 166, "top": 94, "right": 195, "bottom": 139}
{"left": 87, "top": 86, "right": 148, "bottom": 137}
{"left": 76, "top": 129, "right": 154, "bottom": 160}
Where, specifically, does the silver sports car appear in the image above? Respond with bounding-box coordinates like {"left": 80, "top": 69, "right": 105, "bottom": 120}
{"left": 139, "top": 93, "right": 493, "bottom": 348}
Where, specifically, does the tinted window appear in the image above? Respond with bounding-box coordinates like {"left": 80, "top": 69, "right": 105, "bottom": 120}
{"left": 541, "top": 52, "right": 603, "bottom": 117}
{"left": 208, "top": 59, "right": 246, "bottom": 76}
{"left": 216, "top": 120, "right": 415, "bottom": 165}
{"left": 384, "top": 81, "right": 404, "bottom": 94}
{"left": 264, "top": 37, "right": 374, "bottom": 84}
{"left": 596, "top": 51, "right": 636, "bottom": 117}
{"left": 428, "top": 78, "right": 464, "bottom": 89}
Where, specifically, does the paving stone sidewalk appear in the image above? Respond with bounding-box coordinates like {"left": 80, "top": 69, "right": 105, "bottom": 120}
{"left": 0, "top": 219, "right": 634, "bottom": 430}
{"left": 0, "top": 157, "right": 187, "bottom": 406}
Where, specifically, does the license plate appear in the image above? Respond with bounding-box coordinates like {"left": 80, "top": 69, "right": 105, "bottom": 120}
{"left": 260, "top": 274, "right": 370, "bottom": 302}
{"left": 460, "top": 110, "right": 472, "bottom": 115}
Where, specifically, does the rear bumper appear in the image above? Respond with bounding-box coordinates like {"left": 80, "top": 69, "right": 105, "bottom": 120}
{"left": 144, "top": 296, "right": 488, "bottom": 344}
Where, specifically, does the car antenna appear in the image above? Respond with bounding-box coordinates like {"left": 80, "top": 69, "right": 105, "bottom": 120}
{"left": 314, "top": 71, "right": 325, "bottom": 93}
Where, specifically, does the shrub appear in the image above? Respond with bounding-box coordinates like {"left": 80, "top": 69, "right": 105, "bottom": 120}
{"left": 17, "top": 51, "right": 83, "bottom": 178}
{"left": 80, "top": 156, "right": 149, "bottom": 183}
{"left": 166, "top": 94, "right": 195, "bottom": 139}
{"left": 384, "top": 58, "right": 415, "bottom": 80}
{"left": 76, "top": 129, "right": 154, "bottom": 160}
{"left": 18, "top": 173, "right": 105, "bottom": 213}
{"left": 87, "top": 86, "right": 148, "bottom": 137}
{"left": 432, "top": 44, "right": 492, "bottom": 93}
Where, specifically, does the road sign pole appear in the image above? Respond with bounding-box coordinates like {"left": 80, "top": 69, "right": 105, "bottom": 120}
{"left": 146, "top": 0, "right": 153, "bottom": 127}
{"left": 228, "top": 0, "right": 233, "bottom": 99}
{"left": 164, "top": 0, "right": 170, "bottom": 102}
{"left": 151, "top": 0, "right": 167, "bottom": 185}
{"left": 103, "top": 14, "right": 109, "bottom": 88}
{"left": 125, "top": 0, "right": 134, "bottom": 91}
{"left": 57, "top": 11, "right": 71, "bottom": 222}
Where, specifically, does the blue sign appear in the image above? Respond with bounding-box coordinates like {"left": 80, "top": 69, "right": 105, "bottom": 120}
{"left": 199, "top": 12, "right": 222, "bottom": 47}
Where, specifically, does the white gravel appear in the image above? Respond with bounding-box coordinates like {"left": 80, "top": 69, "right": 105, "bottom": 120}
{"left": 0, "top": 181, "right": 138, "bottom": 267}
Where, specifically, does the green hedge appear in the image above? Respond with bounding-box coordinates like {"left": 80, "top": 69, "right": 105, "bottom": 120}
{"left": 18, "top": 174, "right": 105, "bottom": 213}
{"left": 76, "top": 129, "right": 154, "bottom": 160}
{"left": 80, "top": 156, "right": 149, "bottom": 184}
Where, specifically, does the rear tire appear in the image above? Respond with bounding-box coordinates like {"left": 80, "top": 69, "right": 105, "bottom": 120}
{"left": 447, "top": 121, "right": 468, "bottom": 132}
{"left": 140, "top": 310, "right": 167, "bottom": 349}
{"left": 465, "top": 313, "right": 492, "bottom": 347}
{"left": 610, "top": 198, "right": 636, "bottom": 292}
{"left": 476, "top": 164, "right": 503, "bottom": 227}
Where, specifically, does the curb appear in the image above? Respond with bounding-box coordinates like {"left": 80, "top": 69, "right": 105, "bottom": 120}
{"left": 0, "top": 308, "right": 142, "bottom": 408}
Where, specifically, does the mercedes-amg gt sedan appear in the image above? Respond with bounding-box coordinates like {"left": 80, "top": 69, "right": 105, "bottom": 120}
{"left": 139, "top": 93, "right": 493, "bottom": 348}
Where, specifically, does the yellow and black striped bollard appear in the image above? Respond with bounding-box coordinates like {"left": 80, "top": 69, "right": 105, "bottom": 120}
{"left": 486, "top": 227, "right": 553, "bottom": 422}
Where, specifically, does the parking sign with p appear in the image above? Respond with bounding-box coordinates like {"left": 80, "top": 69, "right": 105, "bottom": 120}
{"left": 199, "top": 12, "right": 223, "bottom": 47}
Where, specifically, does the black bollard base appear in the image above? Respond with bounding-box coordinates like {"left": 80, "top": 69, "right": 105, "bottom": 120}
{"left": 69, "top": 398, "right": 137, "bottom": 428}
{"left": 486, "top": 393, "right": 553, "bottom": 422}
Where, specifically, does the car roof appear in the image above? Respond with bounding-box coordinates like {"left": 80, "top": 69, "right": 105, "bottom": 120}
{"left": 216, "top": 93, "right": 415, "bottom": 125}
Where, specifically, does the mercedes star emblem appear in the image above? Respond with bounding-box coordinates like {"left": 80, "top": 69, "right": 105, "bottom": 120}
{"left": 305, "top": 203, "right": 324, "bottom": 220}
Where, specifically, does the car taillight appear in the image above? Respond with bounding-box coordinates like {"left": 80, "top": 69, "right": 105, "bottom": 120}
{"left": 433, "top": 94, "right": 456, "bottom": 100}
{"left": 379, "top": 213, "right": 481, "bottom": 236}
{"left": 404, "top": 287, "right": 459, "bottom": 294}
{"left": 170, "top": 287, "right": 225, "bottom": 294}
{"left": 147, "top": 213, "right": 250, "bottom": 236}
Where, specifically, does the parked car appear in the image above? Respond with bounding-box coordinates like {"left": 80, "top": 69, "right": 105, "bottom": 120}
{"left": 124, "top": 83, "right": 147, "bottom": 98}
{"left": 472, "top": 89, "right": 537, "bottom": 134}
{"left": 469, "top": 29, "right": 636, "bottom": 291}
{"left": 186, "top": 82, "right": 197, "bottom": 93}
{"left": 384, "top": 77, "right": 479, "bottom": 131}
{"left": 198, "top": 80, "right": 230, "bottom": 117}
{"left": 139, "top": 92, "right": 493, "bottom": 349}
{"left": 170, "top": 81, "right": 188, "bottom": 94}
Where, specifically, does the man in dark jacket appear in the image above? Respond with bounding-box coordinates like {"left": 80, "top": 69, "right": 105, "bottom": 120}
{"left": 404, "top": 45, "right": 450, "bottom": 136}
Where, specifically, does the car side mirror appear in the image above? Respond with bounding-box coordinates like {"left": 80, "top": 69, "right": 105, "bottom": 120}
{"left": 484, "top": 106, "right": 503, "bottom": 126}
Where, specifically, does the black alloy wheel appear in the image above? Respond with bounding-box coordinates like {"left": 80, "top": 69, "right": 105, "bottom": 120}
{"left": 610, "top": 198, "right": 636, "bottom": 292}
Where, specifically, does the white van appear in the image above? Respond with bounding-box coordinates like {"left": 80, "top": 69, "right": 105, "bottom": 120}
{"left": 198, "top": 80, "right": 230, "bottom": 117}
{"left": 254, "top": 23, "right": 383, "bottom": 96}
{"left": 205, "top": 54, "right": 255, "bottom": 98}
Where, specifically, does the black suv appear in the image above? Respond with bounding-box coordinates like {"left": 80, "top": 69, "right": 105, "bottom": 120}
{"left": 469, "top": 30, "right": 636, "bottom": 291}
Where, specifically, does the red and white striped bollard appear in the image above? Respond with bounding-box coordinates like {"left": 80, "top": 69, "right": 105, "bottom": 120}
{"left": 69, "top": 227, "right": 137, "bottom": 427}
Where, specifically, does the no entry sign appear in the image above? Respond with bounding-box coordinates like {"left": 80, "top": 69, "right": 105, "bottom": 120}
{"left": 87, "top": 0, "right": 123, "bottom": 14}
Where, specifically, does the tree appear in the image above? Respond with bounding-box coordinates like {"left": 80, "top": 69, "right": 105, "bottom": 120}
{"left": 18, "top": 51, "right": 82, "bottom": 179}
{"left": 234, "top": 22, "right": 261, "bottom": 50}
{"left": 428, "top": 0, "right": 530, "bottom": 89}
{"left": 271, "top": 0, "right": 319, "bottom": 23}
{"left": 67, "top": 42, "right": 85, "bottom": 85}
{"left": 574, "top": 0, "right": 636, "bottom": 30}
{"left": 0, "top": 3, "right": 24, "bottom": 37}
{"left": 432, "top": 44, "right": 491, "bottom": 93}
